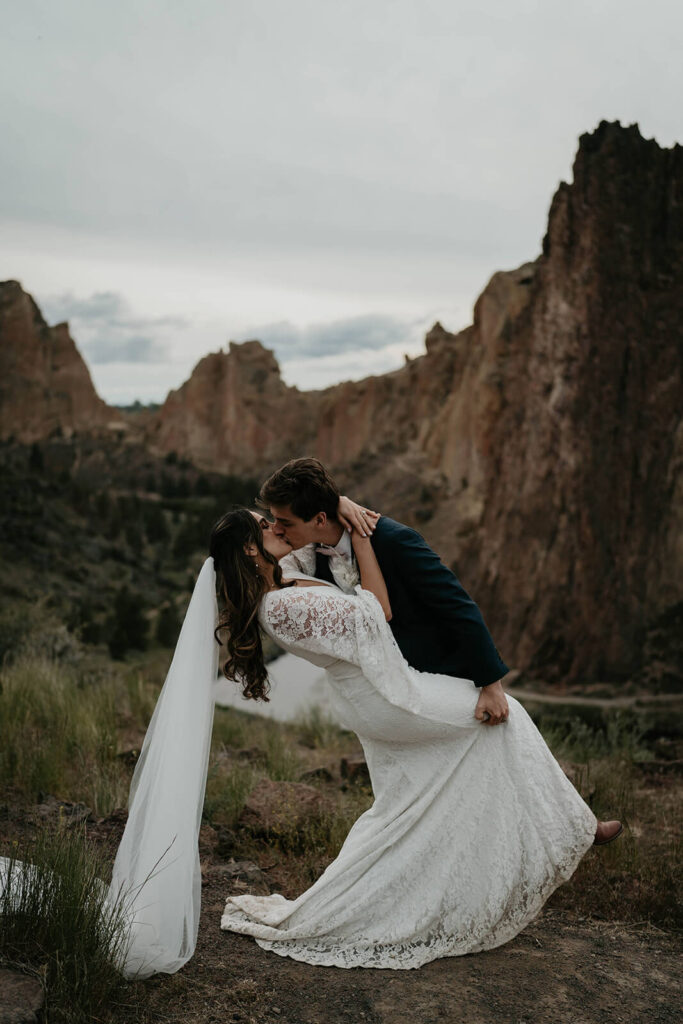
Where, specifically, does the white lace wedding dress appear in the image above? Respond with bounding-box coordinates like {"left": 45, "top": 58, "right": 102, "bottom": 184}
{"left": 220, "top": 581, "right": 598, "bottom": 969}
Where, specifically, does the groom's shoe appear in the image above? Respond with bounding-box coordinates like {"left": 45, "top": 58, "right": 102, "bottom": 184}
{"left": 593, "top": 820, "right": 623, "bottom": 846}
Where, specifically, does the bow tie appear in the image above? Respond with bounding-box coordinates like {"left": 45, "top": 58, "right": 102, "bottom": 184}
{"left": 316, "top": 545, "right": 349, "bottom": 560}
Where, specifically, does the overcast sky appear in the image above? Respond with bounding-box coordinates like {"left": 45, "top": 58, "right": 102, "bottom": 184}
{"left": 1, "top": 1, "right": 681, "bottom": 404}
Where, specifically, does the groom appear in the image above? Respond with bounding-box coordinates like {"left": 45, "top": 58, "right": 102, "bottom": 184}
{"left": 259, "top": 457, "right": 511, "bottom": 726}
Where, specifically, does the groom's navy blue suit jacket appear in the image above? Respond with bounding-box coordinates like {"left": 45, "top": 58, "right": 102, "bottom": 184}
{"left": 315, "top": 516, "right": 508, "bottom": 688}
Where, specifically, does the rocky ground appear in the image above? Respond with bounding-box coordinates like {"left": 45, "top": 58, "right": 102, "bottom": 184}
{"left": 141, "top": 893, "right": 680, "bottom": 1024}
{"left": 3, "top": 877, "right": 680, "bottom": 1024}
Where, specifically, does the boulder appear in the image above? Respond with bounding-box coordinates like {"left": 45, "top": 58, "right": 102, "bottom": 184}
{"left": 209, "top": 858, "right": 270, "bottom": 895}
{"left": 31, "top": 795, "right": 94, "bottom": 826}
{"left": 239, "top": 779, "right": 330, "bottom": 837}
{"left": 0, "top": 281, "right": 116, "bottom": 443}
{"left": 0, "top": 968, "right": 44, "bottom": 1024}
{"left": 340, "top": 757, "right": 370, "bottom": 785}
{"left": 299, "top": 766, "right": 335, "bottom": 784}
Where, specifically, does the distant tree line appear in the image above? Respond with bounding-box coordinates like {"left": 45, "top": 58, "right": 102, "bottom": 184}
{"left": 4, "top": 440, "right": 260, "bottom": 659}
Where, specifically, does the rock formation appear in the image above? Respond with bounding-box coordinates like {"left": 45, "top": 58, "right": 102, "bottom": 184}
{"left": 144, "top": 340, "right": 310, "bottom": 476}
{"left": 0, "top": 280, "right": 116, "bottom": 442}
{"left": 1, "top": 120, "right": 681, "bottom": 686}
{"left": 420, "top": 121, "right": 683, "bottom": 685}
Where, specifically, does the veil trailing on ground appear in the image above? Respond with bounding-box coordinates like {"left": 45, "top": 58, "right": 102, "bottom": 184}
{"left": 107, "top": 555, "right": 219, "bottom": 979}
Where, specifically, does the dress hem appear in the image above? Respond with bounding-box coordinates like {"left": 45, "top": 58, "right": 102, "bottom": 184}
{"left": 220, "top": 816, "right": 597, "bottom": 971}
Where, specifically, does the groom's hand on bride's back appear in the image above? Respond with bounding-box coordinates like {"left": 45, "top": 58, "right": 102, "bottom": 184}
{"left": 337, "top": 495, "right": 381, "bottom": 536}
{"left": 474, "top": 680, "right": 509, "bottom": 726}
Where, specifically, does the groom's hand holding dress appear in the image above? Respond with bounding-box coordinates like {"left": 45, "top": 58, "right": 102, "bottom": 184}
{"left": 473, "top": 681, "right": 509, "bottom": 726}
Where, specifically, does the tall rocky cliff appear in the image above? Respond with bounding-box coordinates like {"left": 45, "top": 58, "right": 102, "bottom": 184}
{"left": 1, "top": 121, "right": 681, "bottom": 685}
{"left": 0, "top": 280, "right": 115, "bottom": 442}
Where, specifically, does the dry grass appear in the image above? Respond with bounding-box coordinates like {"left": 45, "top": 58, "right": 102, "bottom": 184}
{"left": 0, "top": 825, "right": 136, "bottom": 1024}
{"left": 538, "top": 713, "right": 682, "bottom": 929}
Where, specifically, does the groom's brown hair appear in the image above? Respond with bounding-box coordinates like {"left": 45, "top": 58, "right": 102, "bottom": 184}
{"left": 259, "top": 457, "right": 340, "bottom": 521}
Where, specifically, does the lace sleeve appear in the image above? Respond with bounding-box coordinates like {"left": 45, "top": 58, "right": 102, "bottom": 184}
{"left": 264, "top": 587, "right": 360, "bottom": 664}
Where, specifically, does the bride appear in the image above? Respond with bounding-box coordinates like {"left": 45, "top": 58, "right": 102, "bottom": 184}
{"left": 0, "top": 503, "right": 622, "bottom": 980}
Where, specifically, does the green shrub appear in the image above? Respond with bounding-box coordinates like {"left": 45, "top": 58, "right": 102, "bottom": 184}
{"left": 540, "top": 712, "right": 682, "bottom": 929}
{"left": 155, "top": 603, "right": 181, "bottom": 647}
{"left": 0, "top": 601, "right": 82, "bottom": 667}
{"left": 211, "top": 706, "right": 249, "bottom": 749}
{"left": 107, "top": 586, "right": 148, "bottom": 659}
{"left": 547, "top": 756, "right": 682, "bottom": 929}
{"left": 294, "top": 705, "right": 347, "bottom": 749}
{"left": 264, "top": 790, "right": 373, "bottom": 861}
{"left": 28, "top": 441, "right": 44, "bottom": 472}
{"left": 143, "top": 502, "right": 169, "bottom": 543}
{"left": 0, "top": 603, "right": 35, "bottom": 664}
{"left": 172, "top": 516, "right": 201, "bottom": 561}
{"left": 124, "top": 670, "right": 160, "bottom": 730}
{"left": 0, "top": 826, "right": 134, "bottom": 1023}
{"left": 539, "top": 710, "right": 651, "bottom": 763}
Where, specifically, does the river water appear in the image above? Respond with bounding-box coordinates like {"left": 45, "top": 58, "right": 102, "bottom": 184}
{"left": 212, "top": 652, "right": 340, "bottom": 723}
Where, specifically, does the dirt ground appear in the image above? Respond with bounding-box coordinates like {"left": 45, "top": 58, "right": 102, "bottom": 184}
{"left": 135, "top": 878, "right": 681, "bottom": 1024}
{"left": 2, "top": 814, "right": 681, "bottom": 1024}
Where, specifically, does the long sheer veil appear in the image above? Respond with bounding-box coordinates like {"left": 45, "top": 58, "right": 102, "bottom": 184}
{"left": 107, "top": 555, "right": 219, "bottom": 979}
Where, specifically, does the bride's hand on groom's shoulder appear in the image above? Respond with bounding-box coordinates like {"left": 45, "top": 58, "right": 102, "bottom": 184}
{"left": 338, "top": 495, "right": 381, "bottom": 537}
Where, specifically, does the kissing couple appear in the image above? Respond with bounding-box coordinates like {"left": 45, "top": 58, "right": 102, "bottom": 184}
{"left": 0, "top": 457, "right": 622, "bottom": 981}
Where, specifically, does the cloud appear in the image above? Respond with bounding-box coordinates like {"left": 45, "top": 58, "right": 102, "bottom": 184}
{"left": 42, "top": 289, "right": 187, "bottom": 330}
{"left": 235, "top": 312, "right": 425, "bottom": 361}
{"left": 44, "top": 291, "right": 127, "bottom": 323}
{"left": 40, "top": 289, "right": 187, "bottom": 364}
{"left": 81, "top": 332, "right": 167, "bottom": 364}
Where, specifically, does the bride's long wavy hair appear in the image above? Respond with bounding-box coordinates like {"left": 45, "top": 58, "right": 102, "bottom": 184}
{"left": 209, "top": 507, "right": 294, "bottom": 701}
